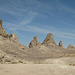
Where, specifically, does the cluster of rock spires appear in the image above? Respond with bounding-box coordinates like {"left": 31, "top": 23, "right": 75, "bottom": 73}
{"left": 0, "top": 20, "right": 27, "bottom": 50}
{"left": 29, "top": 32, "right": 74, "bottom": 48}
{"left": 29, "top": 33, "right": 64, "bottom": 48}
{"left": 0, "top": 20, "right": 75, "bottom": 49}
{"left": 0, "top": 20, "right": 75, "bottom": 64}
{"left": 0, "top": 20, "right": 18, "bottom": 42}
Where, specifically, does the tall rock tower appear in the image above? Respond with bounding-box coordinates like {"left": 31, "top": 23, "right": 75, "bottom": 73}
{"left": 9, "top": 33, "right": 19, "bottom": 43}
{"left": 42, "top": 33, "right": 56, "bottom": 46}
{"left": 59, "top": 41, "right": 63, "bottom": 47}
{"left": 29, "top": 36, "right": 39, "bottom": 48}
{"left": 0, "top": 20, "right": 8, "bottom": 38}
{"left": 0, "top": 20, "right": 2, "bottom": 28}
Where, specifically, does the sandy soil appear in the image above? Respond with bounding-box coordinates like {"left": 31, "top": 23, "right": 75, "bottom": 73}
{"left": 0, "top": 64, "right": 75, "bottom": 75}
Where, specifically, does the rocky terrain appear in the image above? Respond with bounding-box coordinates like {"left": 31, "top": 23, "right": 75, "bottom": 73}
{"left": 0, "top": 20, "right": 75, "bottom": 64}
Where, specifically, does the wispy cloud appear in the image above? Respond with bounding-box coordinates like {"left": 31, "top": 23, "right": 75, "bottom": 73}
{"left": 63, "top": 6, "right": 75, "bottom": 13}
{"left": 0, "top": 0, "right": 75, "bottom": 47}
{"left": 19, "top": 11, "right": 38, "bottom": 25}
{"left": 59, "top": 4, "right": 75, "bottom": 14}
{"left": 54, "top": 31, "right": 75, "bottom": 39}
{"left": 0, "top": 1, "right": 25, "bottom": 17}
{"left": 0, "top": 0, "right": 54, "bottom": 17}
{"left": 3, "top": 20, "right": 75, "bottom": 40}
{"left": 58, "top": 20, "right": 75, "bottom": 27}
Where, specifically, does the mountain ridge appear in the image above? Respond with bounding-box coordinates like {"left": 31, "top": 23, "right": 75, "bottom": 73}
{"left": 0, "top": 20, "right": 75, "bottom": 64}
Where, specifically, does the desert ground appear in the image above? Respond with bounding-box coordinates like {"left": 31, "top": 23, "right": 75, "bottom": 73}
{"left": 0, "top": 57, "right": 75, "bottom": 75}
{"left": 0, "top": 64, "right": 75, "bottom": 75}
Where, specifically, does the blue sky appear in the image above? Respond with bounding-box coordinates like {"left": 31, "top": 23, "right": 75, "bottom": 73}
{"left": 0, "top": 0, "right": 75, "bottom": 48}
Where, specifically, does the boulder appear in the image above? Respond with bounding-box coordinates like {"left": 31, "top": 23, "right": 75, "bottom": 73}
{"left": 68, "top": 44, "right": 75, "bottom": 49}
{"left": 29, "top": 36, "right": 38, "bottom": 48}
{"left": 9, "top": 33, "right": 19, "bottom": 43}
{"left": 42, "top": 33, "right": 56, "bottom": 46}
{"left": 59, "top": 41, "right": 63, "bottom": 47}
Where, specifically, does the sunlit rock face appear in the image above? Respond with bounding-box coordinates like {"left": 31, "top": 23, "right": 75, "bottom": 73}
{"left": 9, "top": 33, "right": 19, "bottom": 43}
{"left": 67, "top": 44, "right": 75, "bottom": 49}
{"left": 42, "top": 33, "right": 56, "bottom": 46}
{"left": 29, "top": 36, "right": 39, "bottom": 48}
{"left": 59, "top": 41, "right": 63, "bottom": 48}
{"left": 0, "top": 20, "right": 8, "bottom": 38}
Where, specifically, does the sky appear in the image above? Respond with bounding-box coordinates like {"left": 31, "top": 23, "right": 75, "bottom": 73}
{"left": 0, "top": 0, "right": 75, "bottom": 48}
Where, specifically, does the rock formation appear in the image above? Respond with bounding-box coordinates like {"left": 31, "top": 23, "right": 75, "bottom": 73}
{"left": 9, "top": 33, "right": 19, "bottom": 43}
{"left": 29, "top": 36, "right": 38, "bottom": 48}
{"left": 0, "top": 20, "right": 9, "bottom": 38}
{"left": 1, "top": 20, "right": 75, "bottom": 64}
{"left": 42, "top": 33, "right": 56, "bottom": 46}
{"left": 0, "top": 20, "right": 3, "bottom": 29}
{"left": 68, "top": 44, "right": 75, "bottom": 49}
{"left": 59, "top": 41, "right": 63, "bottom": 47}
{"left": 0, "top": 20, "right": 28, "bottom": 50}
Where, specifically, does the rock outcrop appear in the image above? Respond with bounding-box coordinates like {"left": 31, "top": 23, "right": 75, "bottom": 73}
{"left": 59, "top": 41, "right": 63, "bottom": 47}
{"left": 0, "top": 20, "right": 8, "bottom": 38}
{"left": 9, "top": 33, "right": 19, "bottom": 43}
{"left": 68, "top": 44, "right": 75, "bottom": 49}
{"left": 29, "top": 36, "right": 39, "bottom": 48}
{"left": 42, "top": 33, "right": 56, "bottom": 46}
{"left": 0, "top": 20, "right": 3, "bottom": 29}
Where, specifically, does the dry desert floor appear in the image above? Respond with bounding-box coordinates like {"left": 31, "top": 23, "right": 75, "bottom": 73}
{"left": 0, "top": 57, "right": 75, "bottom": 75}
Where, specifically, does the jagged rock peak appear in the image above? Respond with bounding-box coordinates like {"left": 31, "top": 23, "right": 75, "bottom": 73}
{"left": 0, "top": 20, "right": 8, "bottom": 38}
{"left": 29, "top": 36, "right": 39, "bottom": 48}
{"left": 0, "top": 20, "right": 2, "bottom": 26}
{"left": 33, "top": 36, "right": 37, "bottom": 41}
{"left": 42, "top": 33, "right": 56, "bottom": 46}
{"left": 9, "top": 33, "right": 19, "bottom": 43}
{"left": 67, "top": 44, "right": 75, "bottom": 49}
{"left": 59, "top": 41, "right": 63, "bottom": 47}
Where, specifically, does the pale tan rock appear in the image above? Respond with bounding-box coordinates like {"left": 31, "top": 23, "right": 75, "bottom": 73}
{"left": 19, "top": 43, "right": 28, "bottom": 50}
{"left": 68, "top": 44, "right": 75, "bottom": 48}
{"left": 0, "top": 20, "right": 8, "bottom": 38}
{"left": 59, "top": 41, "right": 63, "bottom": 47}
{"left": 9, "top": 33, "right": 19, "bottom": 43}
{"left": 29, "top": 36, "right": 38, "bottom": 48}
{"left": 42, "top": 33, "right": 56, "bottom": 46}
{"left": 2, "top": 30, "right": 9, "bottom": 38}
{"left": 0, "top": 20, "right": 3, "bottom": 29}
